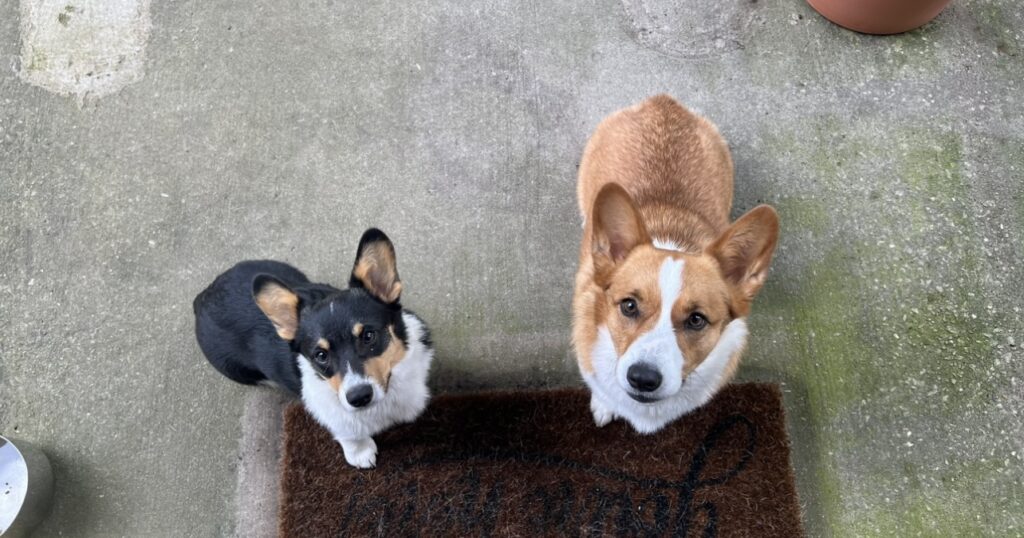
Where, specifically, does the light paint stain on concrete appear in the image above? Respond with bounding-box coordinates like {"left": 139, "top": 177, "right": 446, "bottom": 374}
{"left": 19, "top": 0, "right": 151, "bottom": 101}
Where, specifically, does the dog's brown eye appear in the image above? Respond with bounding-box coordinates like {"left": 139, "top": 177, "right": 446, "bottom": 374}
{"left": 361, "top": 329, "right": 377, "bottom": 346}
{"left": 685, "top": 313, "right": 708, "bottom": 331}
{"left": 620, "top": 298, "right": 639, "bottom": 318}
{"left": 313, "top": 349, "right": 328, "bottom": 365}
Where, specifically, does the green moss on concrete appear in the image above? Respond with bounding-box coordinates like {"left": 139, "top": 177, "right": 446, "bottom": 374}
{"left": 27, "top": 49, "right": 48, "bottom": 71}
{"left": 761, "top": 248, "right": 884, "bottom": 417}
{"left": 808, "top": 117, "right": 872, "bottom": 186}
{"left": 756, "top": 251, "right": 872, "bottom": 533}
{"left": 891, "top": 130, "right": 1002, "bottom": 410}
{"left": 981, "top": 136, "right": 1024, "bottom": 237}
{"left": 750, "top": 115, "right": 1020, "bottom": 535}
{"left": 849, "top": 456, "right": 1022, "bottom": 536}
{"left": 772, "top": 196, "right": 829, "bottom": 235}
{"left": 972, "top": 2, "right": 1021, "bottom": 70}
{"left": 901, "top": 131, "right": 969, "bottom": 228}
{"left": 881, "top": 23, "right": 942, "bottom": 75}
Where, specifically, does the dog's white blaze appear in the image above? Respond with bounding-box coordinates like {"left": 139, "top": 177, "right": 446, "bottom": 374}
{"left": 656, "top": 257, "right": 684, "bottom": 326}
{"left": 613, "top": 257, "right": 686, "bottom": 398}
{"left": 653, "top": 238, "right": 683, "bottom": 252}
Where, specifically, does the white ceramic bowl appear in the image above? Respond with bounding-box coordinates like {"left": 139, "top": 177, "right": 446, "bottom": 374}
{"left": 0, "top": 436, "right": 54, "bottom": 537}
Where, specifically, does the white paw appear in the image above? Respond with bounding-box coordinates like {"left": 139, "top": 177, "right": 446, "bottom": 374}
{"left": 339, "top": 437, "right": 378, "bottom": 469}
{"left": 590, "top": 395, "right": 615, "bottom": 427}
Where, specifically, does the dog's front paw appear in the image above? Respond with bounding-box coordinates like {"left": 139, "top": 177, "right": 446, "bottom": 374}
{"left": 339, "top": 437, "right": 378, "bottom": 469}
{"left": 590, "top": 395, "right": 615, "bottom": 427}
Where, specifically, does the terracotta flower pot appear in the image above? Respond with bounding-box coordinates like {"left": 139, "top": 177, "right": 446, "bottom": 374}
{"left": 807, "top": 0, "right": 953, "bottom": 35}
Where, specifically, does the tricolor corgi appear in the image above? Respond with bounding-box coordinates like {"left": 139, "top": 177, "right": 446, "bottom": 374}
{"left": 193, "top": 229, "right": 433, "bottom": 467}
{"left": 572, "top": 95, "right": 779, "bottom": 434}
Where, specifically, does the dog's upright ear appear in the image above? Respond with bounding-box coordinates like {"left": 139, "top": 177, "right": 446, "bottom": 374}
{"left": 707, "top": 205, "right": 779, "bottom": 303}
{"left": 591, "top": 184, "right": 651, "bottom": 286}
{"left": 350, "top": 228, "right": 402, "bottom": 304}
{"left": 253, "top": 275, "right": 301, "bottom": 341}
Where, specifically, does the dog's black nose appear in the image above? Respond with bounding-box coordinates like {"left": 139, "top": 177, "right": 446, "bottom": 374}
{"left": 346, "top": 384, "right": 373, "bottom": 408}
{"left": 627, "top": 363, "right": 662, "bottom": 392}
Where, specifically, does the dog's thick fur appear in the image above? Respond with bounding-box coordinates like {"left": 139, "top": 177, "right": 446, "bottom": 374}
{"left": 194, "top": 229, "right": 433, "bottom": 467}
{"left": 573, "top": 95, "right": 779, "bottom": 433}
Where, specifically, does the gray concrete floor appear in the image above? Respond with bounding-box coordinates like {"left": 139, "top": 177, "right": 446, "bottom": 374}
{"left": 1, "top": 0, "right": 1022, "bottom": 536}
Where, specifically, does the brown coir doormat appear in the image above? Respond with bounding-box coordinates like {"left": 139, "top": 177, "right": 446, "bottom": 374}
{"left": 280, "top": 383, "right": 803, "bottom": 537}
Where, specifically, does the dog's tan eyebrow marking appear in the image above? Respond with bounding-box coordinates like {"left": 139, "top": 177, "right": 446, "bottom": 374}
{"left": 317, "top": 338, "right": 330, "bottom": 350}
{"left": 352, "top": 323, "right": 363, "bottom": 337}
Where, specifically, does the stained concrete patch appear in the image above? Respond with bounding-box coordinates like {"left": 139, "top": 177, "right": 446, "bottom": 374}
{"left": 619, "top": 0, "right": 760, "bottom": 58}
{"left": 19, "top": 0, "right": 151, "bottom": 101}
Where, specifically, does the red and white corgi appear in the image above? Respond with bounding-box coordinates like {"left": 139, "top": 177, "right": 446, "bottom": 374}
{"left": 572, "top": 95, "right": 779, "bottom": 434}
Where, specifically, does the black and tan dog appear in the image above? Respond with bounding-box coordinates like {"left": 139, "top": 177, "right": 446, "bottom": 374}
{"left": 193, "top": 229, "right": 433, "bottom": 468}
